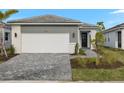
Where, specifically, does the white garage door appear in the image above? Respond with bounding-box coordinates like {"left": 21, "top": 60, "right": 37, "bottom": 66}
{"left": 21, "top": 33, "right": 69, "bottom": 53}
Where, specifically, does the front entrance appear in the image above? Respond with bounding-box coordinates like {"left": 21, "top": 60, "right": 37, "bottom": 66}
{"left": 118, "top": 31, "right": 121, "bottom": 48}
{"left": 81, "top": 32, "right": 87, "bottom": 47}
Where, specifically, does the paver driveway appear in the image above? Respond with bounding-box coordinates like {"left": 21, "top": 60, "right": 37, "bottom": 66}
{"left": 0, "top": 53, "right": 72, "bottom": 80}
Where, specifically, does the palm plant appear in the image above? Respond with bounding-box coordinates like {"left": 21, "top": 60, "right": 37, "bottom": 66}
{"left": 0, "top": 10, "right": 18, "bottom": 23}
{"left": 0, "top": 10, "right": 18, "bottom": 57}
{"left": 91, "top": 22, "right": 105, "bottom": 65}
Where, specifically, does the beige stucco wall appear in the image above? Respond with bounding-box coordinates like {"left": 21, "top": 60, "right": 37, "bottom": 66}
{"left": 11, "top": 25, "right": 21, "bottom": 53}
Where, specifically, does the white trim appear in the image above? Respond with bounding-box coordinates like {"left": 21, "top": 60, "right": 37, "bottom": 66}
{"left": 77, "top": 27, "right": 81, "bottom": 48}
{"left": 7, "top": 23, "right": 82, "bottom": 25}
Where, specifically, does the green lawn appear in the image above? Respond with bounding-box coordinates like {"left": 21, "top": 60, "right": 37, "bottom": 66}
{"left": 72, "top": 47, "right": 124, "bottom": 81}
{"left": 72, "top": 68, "right": 124, "bottom": 81}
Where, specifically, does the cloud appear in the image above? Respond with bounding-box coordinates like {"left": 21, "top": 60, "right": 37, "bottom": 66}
{"left": 110, "top": 9, "right": 124, "bottom": 14}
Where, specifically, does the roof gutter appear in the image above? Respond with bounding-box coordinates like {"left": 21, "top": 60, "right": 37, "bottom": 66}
{"left": 79, "top": 26, "right": 97, "bottom": 29}
{"left": 7, "top": 23, "right": 82, "bottom": 25}
{"left": 103, "top": 27, "right": 124, "bottom": 34}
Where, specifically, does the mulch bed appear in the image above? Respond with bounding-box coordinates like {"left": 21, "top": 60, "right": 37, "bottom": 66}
{"left": 0, "top": 54, "right": 18, "bottom": 62}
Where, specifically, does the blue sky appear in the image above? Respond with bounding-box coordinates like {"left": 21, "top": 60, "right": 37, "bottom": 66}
{"left": 1, "top": 9, "right": 124, "bottom": 29}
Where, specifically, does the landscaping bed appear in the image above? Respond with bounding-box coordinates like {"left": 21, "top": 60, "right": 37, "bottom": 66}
{"left": 0, "top": 54, "right": 17, "bottom": 62}
{"left": 71, "top": 47, "right": 124, "bottom": 81}
{"left": 0, "top": 45, "right": 17, "bottom": 63}
{"left": 71, "top": 57, "right": 124, "bottom": 69}
{"left": 71, "top": 58, "right": 124, "bottom": 81}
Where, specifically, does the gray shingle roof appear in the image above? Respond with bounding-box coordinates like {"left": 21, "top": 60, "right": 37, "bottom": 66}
{"left": 104, "top": 23, "right": 124, "bottom": 33}
{"left": 8, "top": 14, "right": 81, "bottom": 23}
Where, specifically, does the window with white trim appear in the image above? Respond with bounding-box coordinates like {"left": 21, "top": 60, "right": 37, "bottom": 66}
{"left": 4, "top": 32, "right": 9, "bottom": 41}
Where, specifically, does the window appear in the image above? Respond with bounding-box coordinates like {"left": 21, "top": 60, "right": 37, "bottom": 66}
{"left": 72, "top": 32, "right": 75, "bottom": 38}
{"left": 4, "top": 32, "right": 9, "bottom": 41}
{"left": 108, "top": 37, "right": 110, "bottom": 42}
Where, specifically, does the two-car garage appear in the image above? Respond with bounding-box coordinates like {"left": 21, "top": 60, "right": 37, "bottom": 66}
{"left": 11, "top": 25, "right": 78, "bottom": 54}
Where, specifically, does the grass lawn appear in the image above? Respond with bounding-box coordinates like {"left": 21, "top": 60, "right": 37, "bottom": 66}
{"left": 72, "top": 68, "right": 124, "bottom": 81}
{"left": 71, "top": 47, "right": 124, "bottom": 81}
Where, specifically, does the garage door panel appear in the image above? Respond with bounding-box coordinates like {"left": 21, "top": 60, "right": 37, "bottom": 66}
{"left": 22, "top": 33, "right": 69, "bottom": 53}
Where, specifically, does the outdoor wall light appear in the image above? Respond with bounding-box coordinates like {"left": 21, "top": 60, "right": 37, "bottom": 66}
{"left": 15, "top": 33, "right": 17, "bottom": 38}
{"left": 72, "top": 32, "right": 75, "bottom": 38}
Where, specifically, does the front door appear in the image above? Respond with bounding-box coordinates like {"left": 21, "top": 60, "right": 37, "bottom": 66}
{"left": 81, "top": 33, "right": 87, "bottom": 47}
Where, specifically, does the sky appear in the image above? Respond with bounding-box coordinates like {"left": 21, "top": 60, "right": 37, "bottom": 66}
{"left": 1, "top": 9, "right": 124, "bottom": 29}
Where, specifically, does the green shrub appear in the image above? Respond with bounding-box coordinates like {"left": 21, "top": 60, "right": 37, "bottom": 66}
{"left": 79, "top": 48, "right": 85, "bottom": 55}
{"left": 102, "top": 52, "right": 116, "bottom": 64}
{"left": 71, "top": 57, "right": 97, "bottom": 68}
{"left": 71, "top": 57, "right": 86, "bottom": 68}
{"left": 7, "top": 45, "right": 15, "bottom": 55}
{"left": 75, "top": 43, "right": 79, "bottom": 55}
{"left": 85, "top": 57, "right": 96, "bottom": 63}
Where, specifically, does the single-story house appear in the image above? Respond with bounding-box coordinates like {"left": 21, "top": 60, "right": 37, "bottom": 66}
{"left": 0, "top": 24, "right": 11, "bottom": 48}
{"left": 103, "top": 23, "right": 124, "bottom": 49}
{"left": 7, "top": 14, "right": 97, "bottom": 54}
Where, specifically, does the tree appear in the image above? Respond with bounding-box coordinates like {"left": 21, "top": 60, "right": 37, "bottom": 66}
{"left": 92, "top": 22, "right": 105, "bottom": 64}
{"left": 0, "top": 10, "right": 18, "bottom": 57}
{"left": 96, "top": 22, "right": 105, "bottom": 31}
{"left": 0, "top": 10, "right": 18, "bottom": 22}
{"left": 96, "top": 22, "right": 105, "bottom": 47}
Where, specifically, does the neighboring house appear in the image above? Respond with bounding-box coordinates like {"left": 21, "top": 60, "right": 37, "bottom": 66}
{"left": 7, "top": 14, "right": 97, "bottom": 54}
{"left": 103, "top": 23, "right": 124, "bottom": 49}
{"left": 0, "top": 24, "right": 11, "bottom": 48}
